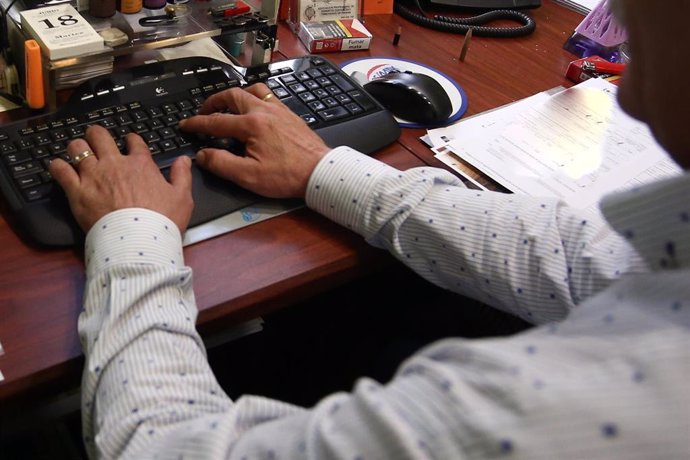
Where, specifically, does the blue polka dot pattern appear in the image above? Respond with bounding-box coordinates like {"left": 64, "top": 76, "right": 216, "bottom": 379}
{"left": 77, "top": 150, "right": 690, "bottom": 459}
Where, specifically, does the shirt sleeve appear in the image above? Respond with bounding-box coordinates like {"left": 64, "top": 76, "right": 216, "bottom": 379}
{"left": 79, "top": 161, "right": 686, "bottom": 459}
{"left": 306, "top": 147, "right": 648, "bottom": 324}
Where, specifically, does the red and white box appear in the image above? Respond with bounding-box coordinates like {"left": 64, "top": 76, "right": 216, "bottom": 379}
{"left": 298, "top": 19, "right": 372, "bottom": 53}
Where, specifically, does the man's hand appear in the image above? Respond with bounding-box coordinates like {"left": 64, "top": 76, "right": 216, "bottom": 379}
{"left": 178, "top": 83, "right": 330, "bottom": 199}
{"left": 50, "top": 125, "right": 194, "bottom": 234}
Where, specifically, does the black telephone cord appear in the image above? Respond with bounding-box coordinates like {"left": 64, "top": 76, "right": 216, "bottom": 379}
{"left": 394, "top": 0, "right": 537, "bottom": 37}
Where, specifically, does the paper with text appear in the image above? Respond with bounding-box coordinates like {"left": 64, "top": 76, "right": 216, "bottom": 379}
{"left": 443, "top": 78, "right": 681, "bottom": 213}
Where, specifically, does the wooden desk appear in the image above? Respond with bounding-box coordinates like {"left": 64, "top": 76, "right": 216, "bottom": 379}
{"left": 0, "top": 0, "right": 583, "bottom": 405}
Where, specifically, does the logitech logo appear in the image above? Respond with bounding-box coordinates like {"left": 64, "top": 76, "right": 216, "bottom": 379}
{"left": 155, "top": 86, "right": 168, "bottom": 96}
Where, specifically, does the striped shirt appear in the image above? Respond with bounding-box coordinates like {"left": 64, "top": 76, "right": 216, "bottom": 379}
{"left": 80, "top": 146, "right": 690, "bottom": 459}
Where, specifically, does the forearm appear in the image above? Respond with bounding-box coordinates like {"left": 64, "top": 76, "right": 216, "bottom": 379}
{"left": 79, "top": 209, "right": 231, "bottom": 458}
{"left": 306, "top": 147, "right": 647, "bottom": 323}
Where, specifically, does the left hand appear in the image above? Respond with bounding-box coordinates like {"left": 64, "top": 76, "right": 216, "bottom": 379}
{"left": 49, "top": 125, "right": 194, "bottom": 234}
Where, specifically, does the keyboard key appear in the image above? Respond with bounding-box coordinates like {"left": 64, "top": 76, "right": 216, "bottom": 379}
{"left": 131, "top": 110, "right": 149, "bottom": 122}
{"left": 17, "top": 138, "right": 34, "bottom": 150}
{"left": 1, "top": 143, "right": 18, "bottom": 154}
{"left": 289, "top": 83, "right": 308, "bottom": 94}
{"left": 348, "top": 90, "right": 376, "bottom": 111}
{"left": 11, "top": 161, "right": 43, "bottom": 177}
{"left": 115, "top": 114, "right": 134, "bottom": 125}
{"left": 298, "top": 92, "right": 317, "bottom": 103}
{"left": 32, "top": 146, "right": 51, "bottom": 159}
{"left": 308, "top": 101, "right": 327, "bottom": 111}
{"left": 143, "top": 132, "right": 161, "bottom": 143}
{"left": 328, "top": 74, "right": 355, "bottom": 92}
{"left": 345, "top": 102, "right": 364, "bottom": 115}
{"left": 51, "top": 130, "right": 68, "bottom": 142}
{"left": 16, "top": 174, "right": 41, "bottom": 189}
{"left": 304, "top": 80, "right": 320, "bottom": 90}
{"left": 162, "top": 103, "right": 179, "bottom": 114}
{"left": 334, "top": 94, "right": 352, "bottom": 104}
{"left": 273, "top": 87, "right": 290, "bottom": 99}
{"left": 318, "top": 106, "right": 349, "bottom": 121}
{"left": 23, "top": 184, "right": 52, "bottom": 201}
{"left": 112, "top": 126, "right": 132, "bottom": 138}
{"left": 49, "top": 143, "right": 66, "bottom": 155}
{"left": 4, "top": 151, "right": 32, "bottom": 165}
{"left": 159, "top": 127, "right": 176, "bottom": 139}
{"left": 33, "top": 133, "right": 51, "bottom": 145}
{"left": 322, "top": 97, "right": 339, "bottom": 108}
{"left": 162, "top": 115, "right": 178, "bottom": 126}
{"left": 325, "top": 85, "right": 342, "bottom": 96}
{"left": 159, "top": 139, "right": 176, "bottom": 151}
{"left": 67, "top": 126, "right": 85, "bottom": 138}
{"left": 313, "top": 88, "right": 329, "bottom": 99}
{"left": 99, "top": 118, "right": 117, "bottom": 129}
{"left": 300, "top": 114, "right": 318, "bottom": 125}
{"left": 147, "top": 119, "right": 165, "bottom": 130}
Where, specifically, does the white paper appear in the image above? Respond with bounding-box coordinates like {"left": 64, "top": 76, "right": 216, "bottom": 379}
{"left": 426, "top": 91, "right": 552, "bottom": 148}
{"left": 183, "top": 199, "right": 303, "bottom": 246}
{"left": 438, "top": 78, "right": 681, "bottom": 213}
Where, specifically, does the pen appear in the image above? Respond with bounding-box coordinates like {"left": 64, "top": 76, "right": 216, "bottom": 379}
{"left": 582, "top": 60, "right": 626, "bottom": 75}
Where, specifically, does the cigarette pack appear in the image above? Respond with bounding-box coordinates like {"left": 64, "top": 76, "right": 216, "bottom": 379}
{"left": 298, "top": 19, "right": 372, "bottom": 53}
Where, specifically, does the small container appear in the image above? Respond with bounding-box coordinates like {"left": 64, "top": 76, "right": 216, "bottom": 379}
{"left": 90, "top": 0, "right": 117, "bottom": 17}
{"left": 118, "top": 0, "right": 142, "bottom": 14}
{"left": 143, "top": 0, "right": 167, "bottom": 9}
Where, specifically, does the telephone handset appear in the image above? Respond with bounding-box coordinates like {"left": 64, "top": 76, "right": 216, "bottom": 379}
{"left": 394, "top": 0, "right": 541, "bottom": 37}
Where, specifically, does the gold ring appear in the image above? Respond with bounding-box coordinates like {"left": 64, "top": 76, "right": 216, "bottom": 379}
{"left": 262, "top": 93, "right": 274, "bottom": 102}
{"left": 71, "top": 150, "right": 95, "bottom": 166}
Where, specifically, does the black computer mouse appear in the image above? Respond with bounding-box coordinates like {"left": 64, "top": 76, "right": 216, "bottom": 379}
{"left": 363, "top": 71, "right": 453, "bottom": 125}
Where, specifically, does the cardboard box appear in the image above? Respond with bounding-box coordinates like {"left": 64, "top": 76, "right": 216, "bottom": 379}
{"left": 298, "top": 19, "right": 372, "bottom": 53}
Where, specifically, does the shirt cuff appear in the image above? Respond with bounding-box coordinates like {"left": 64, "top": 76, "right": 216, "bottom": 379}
{"left": 305, "top": 146, "right": 400, "bottom": 233}
{"left": 84, "top": 208, "right": 185, "bottom": 279}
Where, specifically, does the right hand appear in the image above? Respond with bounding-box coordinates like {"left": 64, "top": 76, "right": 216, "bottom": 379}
{"left": 178, "top": 84, "right": 330, "bottom": 199}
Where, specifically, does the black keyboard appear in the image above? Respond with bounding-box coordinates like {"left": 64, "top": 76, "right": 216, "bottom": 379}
{"left": 0, "top": 56, "right": 400, "bottom": 246}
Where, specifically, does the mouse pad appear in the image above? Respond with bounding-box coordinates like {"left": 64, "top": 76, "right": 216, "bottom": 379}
{"left": 341, "top": 57, "right": 467, "bottom": 128}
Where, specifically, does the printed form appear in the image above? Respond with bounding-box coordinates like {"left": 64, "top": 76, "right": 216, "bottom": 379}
{"left": 431, "top": 78, "right": 681, "bottom": 214}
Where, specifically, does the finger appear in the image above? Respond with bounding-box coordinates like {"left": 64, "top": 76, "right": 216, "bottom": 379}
{"left": 179, "top": 112, "right": 252, "bottom": 140}
{"left": 169, "top": 155, "right": 193, "bottom": 194}
{"left": 66, "top": 138, "right": 98, "bottom": 171}
{"left": 199, "top": 86, "right": 267, "bottom": 116}
{"left": 244, "top": 83, "right": 275, "bottom": 102}
{"left": 124, "top": 133, "right": 152, "bottom": 159}
{"left": 196, "top": 148, "right": 259, "bottom": 185}
{"left": 84, "top": 125, "right": 119, "bottom": 159}
{"left": 49, "top": 157, "right": 80, "bottom": 198}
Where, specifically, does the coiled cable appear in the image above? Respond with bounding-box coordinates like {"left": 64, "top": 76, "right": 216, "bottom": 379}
{"left": 394, "top": 0, "right": 537, "bottom": 38}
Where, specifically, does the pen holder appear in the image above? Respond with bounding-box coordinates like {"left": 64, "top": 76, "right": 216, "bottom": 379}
{"left": 563, "top": 0, "right": 627, "bottom": 62}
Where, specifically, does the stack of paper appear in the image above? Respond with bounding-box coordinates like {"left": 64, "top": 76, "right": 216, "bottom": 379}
{"left": 20, "top": 4, "right": 104, "bottom": 60}
{"left": 19, "top": 4, "right": 113, "bottom": 89}
{"left": 426, "top": 78, "right": 682, "bottom": 216}
{"left": 54, "top": 55, "right": 114, "bottom": 90}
